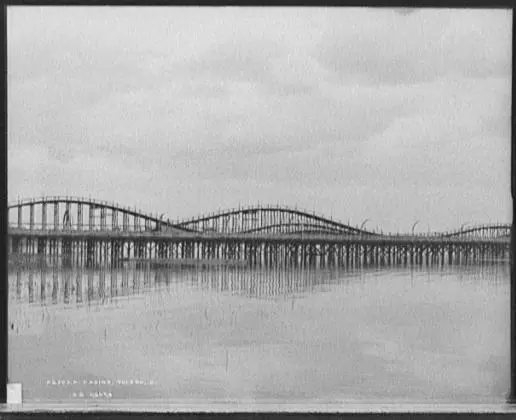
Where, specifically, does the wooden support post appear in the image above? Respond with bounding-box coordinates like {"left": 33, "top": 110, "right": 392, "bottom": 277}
{"left": 77, "top": 204, "right": 83, "bottom": 231}
{"left": 42, "top": 203, "right": 47, "bottom": 230}
{"left": 54, "top": 202, "right": 59, "bottom": 230}
{"left": 29, "top": 204, "right": 34, "bottom": 230}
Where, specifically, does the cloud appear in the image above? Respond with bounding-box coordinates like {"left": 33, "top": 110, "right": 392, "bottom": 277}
{"left": 312, "top": 9, "right": 511, "bottom": 86}
{"left": 361, "top": 75, "right": 510, "bottom": 193}
{"left": 7, "top": 7, "right": 512, "bottom": 231}
{"left": 394, "top": 8, "right": 418, "bottom": 15}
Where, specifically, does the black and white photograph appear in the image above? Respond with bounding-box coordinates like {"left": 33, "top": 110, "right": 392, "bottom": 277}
{"left": 6, "top": 6, "right": 512, "bottom": 409}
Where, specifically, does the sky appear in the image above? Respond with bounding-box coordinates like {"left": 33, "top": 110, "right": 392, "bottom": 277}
{"left": 7, "top": 7, "right": 512, "bottom": 233}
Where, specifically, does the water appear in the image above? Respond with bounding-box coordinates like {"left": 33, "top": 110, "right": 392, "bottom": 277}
{"left": 8, "top": 263, "right": 510, "bottom": 405}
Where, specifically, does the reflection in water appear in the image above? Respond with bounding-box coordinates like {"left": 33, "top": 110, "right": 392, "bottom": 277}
{"left": 52, "top": 269, "right": 58, "bottom": 305}
{"left": 16, "top": 270, "right": 21, "bottom": 301}
{"left": 8, "top": 262, "right": 510, "bottom": 308}
{"left": 8, "top": 262, "right": 510, "bottom": 403}
{"left": 28, "top": 271, "right": 34, "bottom": 304}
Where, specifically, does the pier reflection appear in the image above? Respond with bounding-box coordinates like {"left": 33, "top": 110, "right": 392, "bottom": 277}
{"left": 8, "top": 260, "right": 509, "bottom": 308}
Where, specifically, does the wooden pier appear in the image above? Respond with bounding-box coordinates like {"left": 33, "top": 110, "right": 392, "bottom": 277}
{"left": 8, "top": 196, "right": 511, "bottom": 269}
{"left": 8, "top": 228, "right": 511, "bottom": 269}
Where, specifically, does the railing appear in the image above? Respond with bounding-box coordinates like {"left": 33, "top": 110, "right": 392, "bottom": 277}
{"left": 8, "top": 196, "right": 182, "bottom": 225}
{"left": 8, "top": 222, "right": 511, "bottom": 235}
{"left": 8, "top": 197, "right": 512, "bottom": 239}
{"left": 7, "top": 225, "right": 511, "bottom": 245}
{"left": 174, "top": 205, "right": 378, "bottom": 235}
{"left": 8, "top": 223, "right": 174, "bottom": 233}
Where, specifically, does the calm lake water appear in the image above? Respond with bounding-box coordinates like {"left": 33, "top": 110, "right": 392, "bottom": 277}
{"left": 8, "top": 263, "right": 510, "bottom": 405}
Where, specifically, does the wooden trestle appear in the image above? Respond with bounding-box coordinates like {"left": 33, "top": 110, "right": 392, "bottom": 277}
{"left": 8, "top": 229, "right": 511, "bottom": 269}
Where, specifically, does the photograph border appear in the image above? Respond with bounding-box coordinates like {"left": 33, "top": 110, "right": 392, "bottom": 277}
{"left": 1, "top": 3, "right": 514, "bottom": 417}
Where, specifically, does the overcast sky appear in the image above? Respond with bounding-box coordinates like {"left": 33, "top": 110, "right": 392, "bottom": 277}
{"left": 8, "top": 7, "right": 512, "bottom": 233}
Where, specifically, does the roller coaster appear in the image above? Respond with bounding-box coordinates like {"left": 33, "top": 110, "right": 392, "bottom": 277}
{"left": 7, "top": 196, "right": 512, "bottom": 239}
{"left": 7, "top": 196, "right": 511, "bottom": 268}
